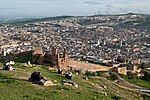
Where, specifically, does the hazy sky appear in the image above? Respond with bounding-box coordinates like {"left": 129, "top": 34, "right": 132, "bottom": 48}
{"left": 0, "top": 0, "right": 150, "bottom": 19}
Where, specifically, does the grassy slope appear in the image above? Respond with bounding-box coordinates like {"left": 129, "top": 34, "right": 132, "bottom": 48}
{"left": 121, "top": 75, "right": 150, "bottom": 89}
{"left": 0, "top": 63, "right": 146, "bottom": 100}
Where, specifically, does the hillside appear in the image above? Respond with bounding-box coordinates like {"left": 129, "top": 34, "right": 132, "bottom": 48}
{"left": 0, "top": 16, "right": 73, "bottom": 25}
{"left": 0, "top": 63, "right": 149, "bottom": 100}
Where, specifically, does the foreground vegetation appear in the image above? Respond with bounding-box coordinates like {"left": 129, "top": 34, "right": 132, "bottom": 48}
{"left": 0, "top": 63, "right": 149, "bottom": 100}
{"left": 121, "top": 75, "right": 150, "bottom": 89}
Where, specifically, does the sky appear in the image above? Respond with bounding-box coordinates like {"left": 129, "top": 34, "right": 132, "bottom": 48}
{"left": 0, "top": 0, "right": 150, "bottom": 19}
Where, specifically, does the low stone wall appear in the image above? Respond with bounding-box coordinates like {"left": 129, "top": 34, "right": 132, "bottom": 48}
{"left": 67, "top": 60, "right": 112, "bottom": 72}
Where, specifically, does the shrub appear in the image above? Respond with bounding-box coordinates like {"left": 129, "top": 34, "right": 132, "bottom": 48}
{"left": 142, "top": 70, "right": 150, "bottom": 81}
{"left": 111, "top": 95, "right": 121, "bottom": 100}
{"left": 109, "top": 72, "right": 119, "bottom": 81}
{"left": 96, "top": 71, "right": 102, "bottom": 76}
{"left": 127, "top": 71, "right": 137, "bottom": 79}
{"left": 85, "top": 71, "right": 102, "bottom": 77}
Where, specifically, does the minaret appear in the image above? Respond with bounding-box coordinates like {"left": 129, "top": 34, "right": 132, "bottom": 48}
{"left": 63, "top": 48, "right": 68, "bottom": 60}
{"left": 97, "top": 39, "right": 100, "bottom": 46}
{"left": 120, "top": 39, "right": 123, "bottom": 47}
{"left": 104, "top": 40, "right": 106, "bottom": 45}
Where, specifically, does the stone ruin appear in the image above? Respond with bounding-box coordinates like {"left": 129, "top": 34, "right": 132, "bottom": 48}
{"left": 32, "top": 47, "right": 69, "bottom": 70}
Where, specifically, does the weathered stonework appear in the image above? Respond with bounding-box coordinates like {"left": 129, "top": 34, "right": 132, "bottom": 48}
{"left": 32, "top": 47, "right": 69, "bottom": 69}
{"left": 32, "top": 47, "right": 110, "bottom": 72}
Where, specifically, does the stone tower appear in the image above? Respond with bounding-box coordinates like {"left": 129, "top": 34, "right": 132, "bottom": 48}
{"left": 51, "top": 47, "right": 59, "bottom": 67}
{"left": 51, "top": 47, "right": 69, "bottom": 69}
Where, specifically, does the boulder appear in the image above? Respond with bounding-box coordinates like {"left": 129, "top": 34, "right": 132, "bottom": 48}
{"left": 65, "top": 72, "right": 73, "bottom": 80}
{"left": 29, "top": 71, "right": 47, "bottom": 85}
{"left": 44, "top": 81, "right": 55, "bottom": 86}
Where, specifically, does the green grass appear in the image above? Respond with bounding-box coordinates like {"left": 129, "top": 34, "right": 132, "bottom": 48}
{"left": 121, "top": 75, "right": 150, "bottom": 89}
{"left": 0, "top": 63, "right": 148, "bottom": 100}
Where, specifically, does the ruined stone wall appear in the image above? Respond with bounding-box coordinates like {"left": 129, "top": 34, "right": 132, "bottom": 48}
{"left": 33, "top": 47, "right": 43, "bottom": 55}
{"left": 118, "top": 67, "right": 127, "bottom": 75}
{"left": 66, "top": 59, "right": 111, "bottom": 72}
{"left": 32, "top": 47, "right": 111, "bottom": 72}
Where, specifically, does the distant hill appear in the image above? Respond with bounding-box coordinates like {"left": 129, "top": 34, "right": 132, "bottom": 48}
{"left": 0, "top": 16, "right": 73, "bottom": 25}
{"left": 116, "top": 15, "right": 150, "bottom": 31}
{"left": 1, "top": 13, "right": 150, "bottom": 31}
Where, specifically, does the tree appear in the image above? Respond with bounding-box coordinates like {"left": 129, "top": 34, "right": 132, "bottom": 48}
{"left": 142, "top": 70, "right": 150, "bottom": 81}
{"left": 109, "top": 72, "right": 119, "bottom": 81}
{"left": 111, "top": 95, "right": 121, "bottom": 100}
{"left": 127, "top": 71, "right": 137, "bottom": 79}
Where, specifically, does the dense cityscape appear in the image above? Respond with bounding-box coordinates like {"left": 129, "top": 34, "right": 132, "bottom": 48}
{"left": 0, "top": 14, "right": 149, "bottom": 66}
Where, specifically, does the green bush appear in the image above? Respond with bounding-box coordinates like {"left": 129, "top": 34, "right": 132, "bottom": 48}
{"left": 142, "top": 94, "right": 150, "bottom": 100}
{"left": 85, "top": 71, "right": 101, "bottom": 77}
{"left": 109, "top": 72, "right": 119, "bottom": 81}
{"left": 142, "top": 70, "right": 150, "bottom": 81}
{"left": 127, "top": 71, "right": 137, "bottom": 79}
{"left": 111, "top": 95, "right": 121, "bottom": 100}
